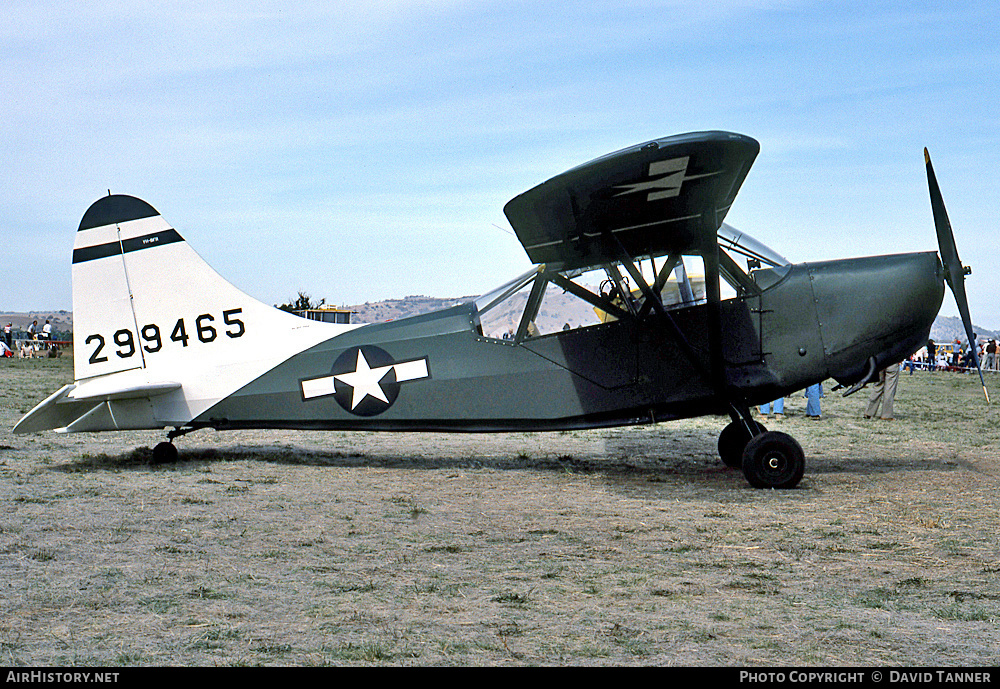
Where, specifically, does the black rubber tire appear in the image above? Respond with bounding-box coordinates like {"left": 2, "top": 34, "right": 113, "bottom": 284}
{"left": 152, "top": 441, "right": 179, "bottom": 464}
{"left": 718, "top": 420, "right": 766, "bottom": 468}
{"left": 741, "top": 431, "right": 805, "bottom": 489}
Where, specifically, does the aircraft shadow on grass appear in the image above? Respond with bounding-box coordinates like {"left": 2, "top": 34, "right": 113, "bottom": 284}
{"left": 49, "top": 442, "right": 960, "bottom": 482}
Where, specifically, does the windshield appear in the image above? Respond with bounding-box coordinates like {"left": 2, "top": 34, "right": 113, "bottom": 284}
{"left": 472, "top": 265, "right": 542, "bottom": 314}
{"left": 717, "top": 223, "right": 789, "bottom": 268}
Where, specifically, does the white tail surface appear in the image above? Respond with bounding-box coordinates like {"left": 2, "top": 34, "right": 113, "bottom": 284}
{"left": 23, "top": 194, "right": 358, "bottom": 431}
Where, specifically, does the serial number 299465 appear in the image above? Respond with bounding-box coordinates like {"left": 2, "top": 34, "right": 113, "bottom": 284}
{"left": 85, "top": 308, "right": 245, "bottom": 364}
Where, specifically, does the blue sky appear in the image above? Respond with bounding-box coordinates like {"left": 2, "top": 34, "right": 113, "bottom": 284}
{"left": 4, "top": 1, "right": 999, "bottom": 327}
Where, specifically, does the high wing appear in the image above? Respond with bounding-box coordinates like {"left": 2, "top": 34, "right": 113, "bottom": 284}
{"left": 503, "top": 131, "right": 759, "bottom": 271}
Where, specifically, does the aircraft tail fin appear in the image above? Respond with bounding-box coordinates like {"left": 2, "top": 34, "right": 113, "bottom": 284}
{"left": 19, "top": 194, "right": 349, "bottom": 433}
{"left": 72, "top": 195, "right": 304, "bottom": 380}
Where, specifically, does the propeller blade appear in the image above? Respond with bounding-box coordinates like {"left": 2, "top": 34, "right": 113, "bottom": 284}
{"left": 925, "top": 148, "right": 989, "bottom": 403}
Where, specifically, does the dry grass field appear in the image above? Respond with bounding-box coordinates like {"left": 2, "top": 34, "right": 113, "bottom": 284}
{"left": 1, "top": 355, "right": 999, "bottom": 667}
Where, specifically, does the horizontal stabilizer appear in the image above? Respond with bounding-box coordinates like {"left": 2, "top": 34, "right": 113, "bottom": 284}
{"left": 13, "top": 380, "right": 182, "bottom": 434}
{"left": 65, "top": 380, "right": 182, "bottom": 403}
{"left": 12, "top": 385, "right": 87, "bottom": 434}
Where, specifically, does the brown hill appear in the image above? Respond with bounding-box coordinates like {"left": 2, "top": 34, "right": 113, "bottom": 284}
{"left": 345, "top": 288, "right": 602, "bottom": 338}
{"left": 345, "top": 295, "right": 475, "bottom": 324}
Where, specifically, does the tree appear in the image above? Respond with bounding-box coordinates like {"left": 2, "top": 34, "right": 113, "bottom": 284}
{"left": 276, "top": 291, "right": 325, "bottom": 313}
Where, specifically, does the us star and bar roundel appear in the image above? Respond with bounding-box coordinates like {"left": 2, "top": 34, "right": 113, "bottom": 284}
{"left": 300, "top": 346, "right": 430, "bottom": 416}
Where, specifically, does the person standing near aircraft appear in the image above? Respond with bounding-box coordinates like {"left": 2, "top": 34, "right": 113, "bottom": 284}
{"left": 805, "top": 384, "right": 822, "bottom": 419}
{"left": 865, "top": 363, "right": 900, "bottom": 420}
{"left": 964, "top": 344, "right": 977, "bottom": 371}
{"left": 760, "top": 398, "right": 784, "bottom": 419}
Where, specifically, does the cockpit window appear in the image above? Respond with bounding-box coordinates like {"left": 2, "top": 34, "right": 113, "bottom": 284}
{"left": 472, "top": 224, "right": 787, "bottom": 342}
{"left": 474, "top": 267, "right": 609, "bottom": 339}
{"left": 474, "top": 259, "right": 729, "bottom": 341}
{"left": 473, "top": 266, "right": 541, "bottom": 339}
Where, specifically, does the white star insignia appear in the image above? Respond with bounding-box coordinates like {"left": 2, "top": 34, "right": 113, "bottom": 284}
{"left": 334, "top": 349, "right": 393, "bottom": 410}
{"left": 300, "top": 349, "right": 429, "bottom": 408}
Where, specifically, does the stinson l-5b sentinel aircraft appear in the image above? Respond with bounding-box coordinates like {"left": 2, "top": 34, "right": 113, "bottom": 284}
{"left": 14, "top": 131, "right": 986, "bottom": 488}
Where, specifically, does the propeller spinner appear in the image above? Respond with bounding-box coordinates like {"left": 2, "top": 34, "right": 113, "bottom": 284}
{"left": 925, "top": 148, "right": 990, "bottom": 403}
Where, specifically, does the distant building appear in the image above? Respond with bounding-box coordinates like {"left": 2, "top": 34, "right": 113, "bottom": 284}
{"left": 296, "top": 307, "right": 354, "bottom": 324}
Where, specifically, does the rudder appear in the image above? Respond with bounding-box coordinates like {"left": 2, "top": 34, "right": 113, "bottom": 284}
{"left": 69, "top": 194, "right": 347, "bottom": 423}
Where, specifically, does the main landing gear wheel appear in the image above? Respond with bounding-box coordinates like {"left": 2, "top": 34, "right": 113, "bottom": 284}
{"left": 741, "top": 431, "right": 804, "bottom": 489}
{"left": 718, "top": 420, "right": 766, "bottom": 468}
{"left": 152, "top": 441, "right": 178, "bottom": 464}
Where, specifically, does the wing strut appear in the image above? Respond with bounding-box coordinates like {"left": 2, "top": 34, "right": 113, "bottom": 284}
{"left": 547, "top": 273, "right": 631, "bottom": 322}
{"left": 613, "top": 237, "right": 666, "bottom": 317}
{"left": 701, "top": 213, "right": 730, "bottom": 410}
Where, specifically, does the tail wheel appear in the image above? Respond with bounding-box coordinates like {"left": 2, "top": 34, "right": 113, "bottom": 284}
{"left": 152, "top": 441, "right": 178, "bottom": 464}
{"left": 718, "top": 420, "right": 766, "bottom": 468}
{"left": 741, "top": 431, "right": 804, "bottom": 489}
